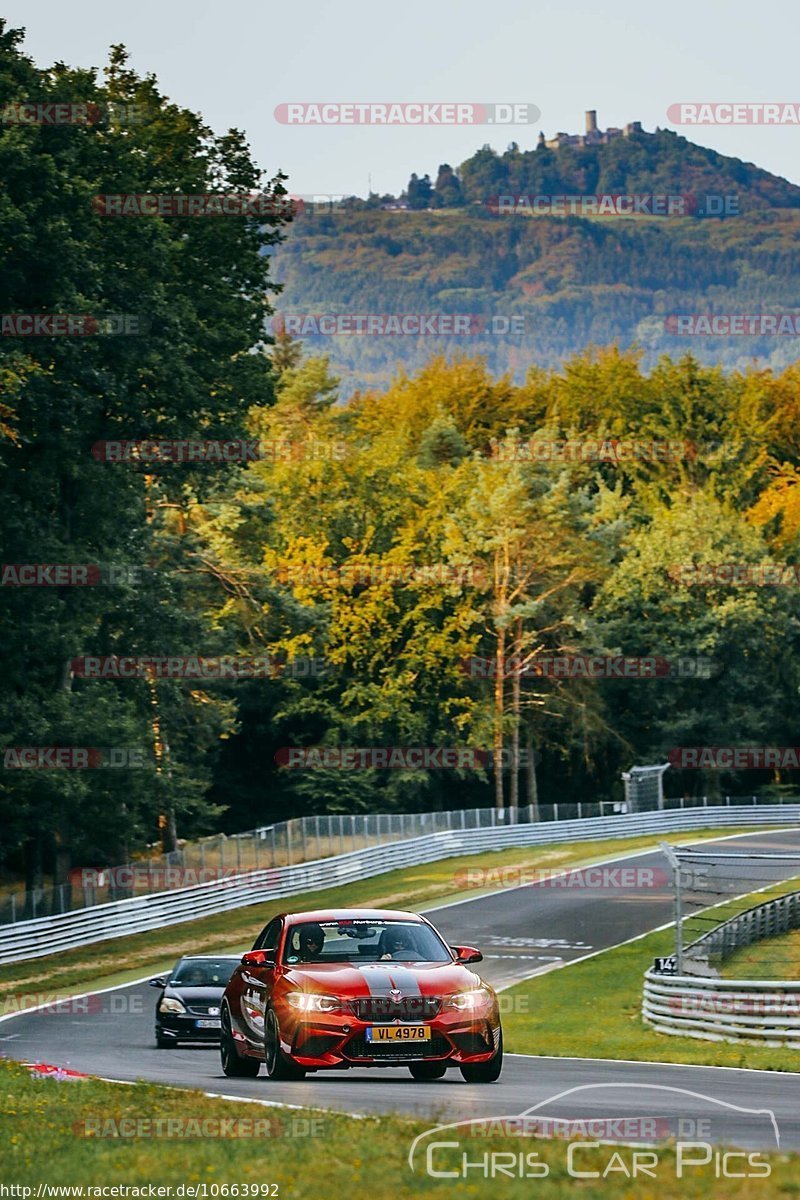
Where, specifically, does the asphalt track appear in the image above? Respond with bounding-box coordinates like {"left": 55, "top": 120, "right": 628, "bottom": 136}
{"left": 3, "top": 829, "right": 800, "bottom": 1150}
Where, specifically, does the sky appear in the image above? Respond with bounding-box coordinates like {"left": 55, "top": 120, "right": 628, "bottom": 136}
{"left": 4, "top": 0, "right": 800, "bottom": 196}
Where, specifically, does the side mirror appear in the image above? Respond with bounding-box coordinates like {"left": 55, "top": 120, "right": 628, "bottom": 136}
{"left": 453, "top": 946, "right": 483, "bottom": 964}
{"left": 241, "top": 950, "right": 274, "bottom": 968}
{"left": 148, "top": 977, "right": 167, "bottom": 988}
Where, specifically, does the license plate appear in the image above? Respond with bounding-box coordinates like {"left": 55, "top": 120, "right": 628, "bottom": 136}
{"left": 366, "top": 1025, "right": 431, "bottom": 1042}
{"left": 196, "top": 1018, "right": 221, "bottom": 1029}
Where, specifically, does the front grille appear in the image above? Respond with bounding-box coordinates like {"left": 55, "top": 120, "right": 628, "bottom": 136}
{"left": 186, "top": 1004, "right": 220, "bottom": 1016}
{"left": 344, "top": 1033, "right": 451, "bottom": 1060}
{"left": 348, "top": 996, "right": 441, "bottom": 1022}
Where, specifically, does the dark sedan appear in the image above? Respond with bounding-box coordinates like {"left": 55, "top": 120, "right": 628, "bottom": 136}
{"left": 150, "top": 955, "right": 241, "bottom": 1048}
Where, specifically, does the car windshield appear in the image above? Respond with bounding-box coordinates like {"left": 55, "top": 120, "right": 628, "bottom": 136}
{"left": 170, "top": 958, "right": 240, "bottom": 987}
{"left": 283, "top": 919, "right": 451, "bottom": 964}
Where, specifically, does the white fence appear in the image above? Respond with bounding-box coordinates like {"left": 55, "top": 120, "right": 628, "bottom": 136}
{"left": 1, "top": 804, "right": 799, "bottom": 965}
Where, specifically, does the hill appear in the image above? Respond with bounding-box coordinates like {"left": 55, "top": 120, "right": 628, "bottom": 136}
{"left": 269, "top": 128, "right": 800, "bottom": 394}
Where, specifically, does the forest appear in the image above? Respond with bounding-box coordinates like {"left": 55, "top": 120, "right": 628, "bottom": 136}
{"left": 2, "top": 21, "right": 800, "bottom": 892}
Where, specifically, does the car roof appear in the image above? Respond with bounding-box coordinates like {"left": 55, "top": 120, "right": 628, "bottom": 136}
{"left": 282, "top": 908, "right": 424, "bottom": 924}
{"left": 176, "top": 954, "right": 241, "bottom": 961}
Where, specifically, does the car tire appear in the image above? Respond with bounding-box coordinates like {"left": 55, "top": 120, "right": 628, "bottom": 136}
{"left": 156, "top": 1032, "right": 176, "bottom": 1049}
{"left": 408, "top": 1061, "right": 447, "bottom": 1081}
{"left": 220, "top": 1008, "right": 260, "bottom": 1078}
{"left": 264, "top": 1009, "right": 306, "bottom": 1081}
{"left": 459, "top": 1030, "right": 503, "bottom": 1083}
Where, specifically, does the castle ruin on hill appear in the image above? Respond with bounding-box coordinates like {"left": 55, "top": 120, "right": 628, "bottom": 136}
{"left": 539, "top": 110, "right": 643, "bottom": 150}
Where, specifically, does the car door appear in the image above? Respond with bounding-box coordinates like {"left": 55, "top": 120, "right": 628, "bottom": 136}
{"left": 237, "top": 917, "right": 283, "bottom": 1049}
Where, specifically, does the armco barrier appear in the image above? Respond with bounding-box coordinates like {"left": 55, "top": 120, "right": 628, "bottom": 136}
{"left": 643, "top": 887, "right": 800, "bottom": 1046}
{"left": 685, "top": 889, "right": 800, "bottom": 967}
{"left": 642, "top": 971, "right": 800, "bottom": 1047}
{"left": 1, "top": 805, "right": 798, "bottom": 964}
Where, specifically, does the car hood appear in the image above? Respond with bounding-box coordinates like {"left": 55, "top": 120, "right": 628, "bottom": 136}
{"left": 281, "top": 961, "right": 487, "bottom": 996}
{"left": 166, "top": 986, "right": 226, "bottom": 1003}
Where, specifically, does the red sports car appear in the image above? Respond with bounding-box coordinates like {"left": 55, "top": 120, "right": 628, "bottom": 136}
{"left": 219, "top": 908, "right": 502, "bottom": 1082}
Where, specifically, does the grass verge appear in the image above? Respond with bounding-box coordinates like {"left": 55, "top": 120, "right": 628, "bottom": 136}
{"left": 1, "top": 1059, "right": 797, "bottom": 1197}
{"left": 722, "top": 927, "right": 800, "bottom": 981}
{"left": 0, "top": 827, "right": 764, "bottom": 1002}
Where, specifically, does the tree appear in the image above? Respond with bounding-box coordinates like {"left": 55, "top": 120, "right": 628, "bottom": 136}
{"left": 0, "top": 24, "right": 290, "bottom": 887}
{"left": 405, "top": 173, "right": 433, "bottom": 210}
{"left": 433, "top": 164, "right": 463, "bottom": 208}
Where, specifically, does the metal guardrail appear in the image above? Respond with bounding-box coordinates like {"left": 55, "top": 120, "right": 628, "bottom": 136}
{"left": 643, "top": 971, "right": 800, "bottom": 1047}
{"left": 2, "top": 793, "right": 790, "bottom": 924}
{"left": 1, "top": 804, "right": 798, "bottom": 965}
{"left": 643, "top": 888, "right": 800, "bottom": 1046}
{"left": 685, "top": 889, "right": 800, "bottom": 967}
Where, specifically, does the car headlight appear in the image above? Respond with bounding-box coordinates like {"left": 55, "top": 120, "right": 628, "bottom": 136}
{"left": 446, "top": 988, "right": 491, "bottom": 1011}
{"left": 159, "top": 997, "right": 187, "bottom": 1014}
{"left": 286, "top": 992, "right": 341, "bottom": 1013}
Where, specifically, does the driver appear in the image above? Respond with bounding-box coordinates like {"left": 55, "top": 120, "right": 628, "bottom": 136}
{"left": 380, "top": 927, "right": 416, "bottom": 960}
{"left": 297, "top": 923, "right": 325, "bottom": 961}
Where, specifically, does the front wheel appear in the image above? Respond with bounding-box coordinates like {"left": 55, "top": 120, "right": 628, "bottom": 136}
{"left": 220, "top": 1009, "right": 260, "bottom": 1078}
{"left": 155, "top": 1032, "right": 176, "bottom": 1049}
{"left": 459, "top": 1030, "right": 503, "bottom": 1083}
{"left": 408, "top": 1061, "right": 447, "bottom": 1081}
{"left": 264, "top": 1009, "right": 306, "bottom": 1081}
